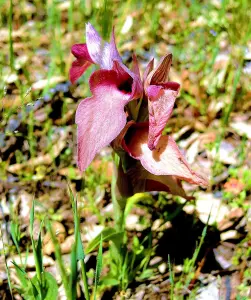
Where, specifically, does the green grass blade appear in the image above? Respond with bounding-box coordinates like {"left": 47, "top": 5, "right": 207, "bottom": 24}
{"left": 85, "top": 227, "right": 123, "bottom": 254}
{"left": 47, "top": 220, "right": 71, "bottom": 300}
{"left": 100, "top": 0, "right": 113, "bottom": 40}
{"left": 1, "top": 226, "right": 14, "bottom": 299}
{"left": 30, "top": 200, "right": 35, "bottom": 238}
{"left": 36, "top": 231, "right": 43, "bottom": 278}
{"left": 223, "top": 61, "right": 243, "bottom": 126}
{"left": 12, "top": 261, "right": 28, "bottom": 288}
{"left": 8, "top": 0, "right": 14, "bottom": 70}
{"left": 71, "top": 194, "right": 80, "bottom": 300}
{"left": 94, "top": 235, "right": 103, "bottom": 300}
{"left": 10, "top": 221, "right": 21, "bottom": 257}
{"left": 29, "top": 200, "right": 43, "bottom": 294}
{"left": 68, "top": 0, "right": 74, "bottom": 32}
{"left": 184, "top": 224, "right": 208, "bottom": 289}
{"left": 70, "top": 243, "right": 77, "bottom": 300}
{"left": 168, "top": 255, "right": 174, "bottom": 300}
{"left": 68, "top": 183, "right": 90, "bottom": 300}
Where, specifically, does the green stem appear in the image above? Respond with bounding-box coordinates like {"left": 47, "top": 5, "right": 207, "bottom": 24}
{"left": 80, "top": 260, "right": 90, "bottom": 300}
{"left": 48, "top": 222, "right": 71, "bottom": 300}
{"left": 111, "top": 155, "right": 130, "bottom": 292}
{"left": 68, "top": 0, "right": 74, "bottom": 32}
{"left": 223, "top": 59, "right": 243, "bottom": 126}
{"left": 8, "top": 0, "right": 14, "bottom": 71}
{"left": 111, "top": 170, "right": 125, "bottom": 232}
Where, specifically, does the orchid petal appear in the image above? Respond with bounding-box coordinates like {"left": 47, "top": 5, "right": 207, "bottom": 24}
{"left": 85, "top": 23, "right": 104, "bottom": 65}
{"left": 143, "top": 58, "right": 154, "bottom": 83}
{"left": 71, "top": 43, "right": 93, "bottom": 60}
{"left": 131, "top": 54, "right": 141, "bottom": 79}
{"left": 76, "top": 69, "right": 133, "bottom": 171}
{"left": 146, "top": 53, "right": 172, "bottom": 86}
{"left": 147, "top": 82, "right": 180, "bottom": 149}
{"left": 127, "top": 163, "right": 194, "bottom": 200}
{"left": 124, "top": 124, "right": 208, "bottom": 186}
{"left": 86, "top": 23, "right": 122, "bottom": 69}
{"left": 145, "top": 177, "right": 194, "bottom": 200}
{"left": 109, "top": 27, "right": 123, "bottom": 65}
{"left": 69, "top": 44, "right": 94, "bottom": 83}
{"left": 111, "top": 120, "right": 135, "bottom": 152}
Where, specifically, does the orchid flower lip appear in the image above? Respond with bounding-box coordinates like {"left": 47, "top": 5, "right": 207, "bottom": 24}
{"left": 121, "top": 121, "right": 208, "bottom": 187}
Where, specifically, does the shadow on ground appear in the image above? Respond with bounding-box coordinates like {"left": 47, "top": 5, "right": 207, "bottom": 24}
{"left": 155, "top": 202, "right": 221, "bottom": 272}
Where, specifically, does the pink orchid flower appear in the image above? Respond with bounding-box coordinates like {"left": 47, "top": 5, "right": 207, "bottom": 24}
{"left": 70, "top": 24, "right": 208, "bottom": 198}
{"left": 70, "top": 23, "right": 142, "bottom": 171}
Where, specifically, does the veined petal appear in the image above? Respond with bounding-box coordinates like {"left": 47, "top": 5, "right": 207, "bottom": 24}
{"left": 147, "top": 82, "right": 180, "bottom": 149}
{"left": 76, "top": 69, "right": 132, "bottom": 171}
{"left": 143, "top": 58, "right": 154, "bottom": 83}
{"left": 124, "top": 123, "right": 208, "bottom": 186}
{"left": 145, "top": 53, "right": 172, "bottom": 87}
{"left": 70, "top": 44, "right": 94, "bottom": 83}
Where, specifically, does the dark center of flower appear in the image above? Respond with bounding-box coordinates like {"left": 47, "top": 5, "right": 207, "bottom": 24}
{"left": 118, "top": 78, "right": 133, "bottom": 93}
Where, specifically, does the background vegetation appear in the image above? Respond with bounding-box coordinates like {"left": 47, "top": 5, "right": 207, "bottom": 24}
{"left": 0, "top": 0, "right": 251, "bottom": 299}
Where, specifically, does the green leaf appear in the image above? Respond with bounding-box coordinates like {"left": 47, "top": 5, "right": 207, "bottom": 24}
{"left": 76, "top": 230, "right": 85, "bottom": 260}
{"left": 85, "top": 228, "right": 123, "bottom": 254}
{"left": 12, "top": 261, "right": 28, "bottom": 288}
{"left": 70, "top": 185, "right": 85, "bottom": 260}
{"left": 10, "top": 222, "right": 20, "bottom": 254}
{"left": 36, "top": 232, "right": 43, "bottom": 274}
{"left": 30, "top": 200, "right": 35, "bottom": 239}
{"left": 31, "top": 272, "right": 58, "bottom": 300}
{"left": 29, "top": 276, "right": 40, "bottom": 299}
{"left": 43, "top": 272, "right": 58, "bottom": 300}
{"left": 94, "top": 236, "right": 103, "bottom": 300}
{"left": 70, "top": 242, "right": 78, "bottom": 300}
{"left": 137, "top": 268, "right": 154, "bottom": 280}
{"left": 124, "top": 193, "right": 153, "bottom": 221}
{"left": 100, "top": 276, "right": 119, "bottom": 287}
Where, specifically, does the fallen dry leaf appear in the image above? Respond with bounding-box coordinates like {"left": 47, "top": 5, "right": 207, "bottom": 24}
{"left": 230, "top": 121, "right": 251, "bottom": 139}
{"left": 32, "top": 76, "right": 65, "bottom": 91}
{"left": 7, "top": 254, "right": 54, "bottom": 268}
{"left": 218, "top": 207, "right": 244, "bottom": 231}
{"left": 43, "top": 221, "right": 66, "bottom": 255}
{"left": 213, "top": 242, "right": 235, "bottom": 269}
{"left": 196, "top": 192, "right": 230, "bottom": 226}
